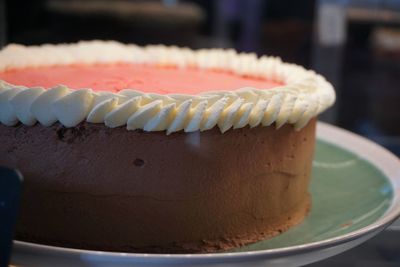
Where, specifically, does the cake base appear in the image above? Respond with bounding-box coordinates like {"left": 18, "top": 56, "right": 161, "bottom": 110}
{"left": 17, "top": 196, "right": 310, "bottom": 253}
{"left": 0, "top": 119, "right": 316, "bottom": 253}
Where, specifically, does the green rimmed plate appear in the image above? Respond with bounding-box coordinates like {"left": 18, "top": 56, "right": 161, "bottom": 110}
{"left": 234, "top": 140, "right": 393, "bottom": 252}
{"left": 11, "top": 122, "right": 400, "bottom": 267}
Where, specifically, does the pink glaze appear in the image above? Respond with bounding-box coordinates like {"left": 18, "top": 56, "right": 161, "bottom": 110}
{"left": 0, "top": 63, "right": 283, "bottom": 94}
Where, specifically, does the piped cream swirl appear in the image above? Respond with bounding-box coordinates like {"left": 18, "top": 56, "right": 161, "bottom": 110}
{"left": 0, "top": 41, "right": 335, "bottom": 134}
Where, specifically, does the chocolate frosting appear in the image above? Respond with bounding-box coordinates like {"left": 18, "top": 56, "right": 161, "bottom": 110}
{"left": 0, "top": 119, "right": 316, "bottom": 253}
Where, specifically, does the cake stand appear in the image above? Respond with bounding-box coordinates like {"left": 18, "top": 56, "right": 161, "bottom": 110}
{"left": 10, "top": 122, "right": 400, "bottom": 267}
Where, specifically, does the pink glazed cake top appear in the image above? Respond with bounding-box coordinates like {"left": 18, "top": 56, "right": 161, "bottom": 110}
{"left": 0, "top": 63, "right": 283, "bottom": 94}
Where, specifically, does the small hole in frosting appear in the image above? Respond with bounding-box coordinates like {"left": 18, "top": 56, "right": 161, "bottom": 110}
{"left": 133, "top": 158, "right": 145, "bottom": 167}
{"left": 56, "top": 126, "right": 66, "bottom": 140}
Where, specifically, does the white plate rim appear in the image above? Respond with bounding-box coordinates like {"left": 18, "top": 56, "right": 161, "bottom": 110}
{"left": 13, "top": 122, "right": 400, "bottom": 264}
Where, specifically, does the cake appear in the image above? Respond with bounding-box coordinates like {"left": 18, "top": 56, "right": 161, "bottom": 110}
{"left": 0, "top": 41, "right": 335, "bottom": 253}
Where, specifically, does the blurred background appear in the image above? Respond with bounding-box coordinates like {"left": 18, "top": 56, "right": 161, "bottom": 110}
{"left": 1, "top": 0, "right": 400, "bottom": 265}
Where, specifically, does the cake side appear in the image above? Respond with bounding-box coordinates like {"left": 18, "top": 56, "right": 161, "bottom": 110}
{"left": 0, "top": 119, "right": 316, "bottom": 253}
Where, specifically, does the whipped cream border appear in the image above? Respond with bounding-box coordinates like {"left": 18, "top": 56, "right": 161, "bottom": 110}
{"left": 0, "top": 41, "right": 335, "bottom": 134}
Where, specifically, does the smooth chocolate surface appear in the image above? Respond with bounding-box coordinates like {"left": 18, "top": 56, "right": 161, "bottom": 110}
{"left": 0, "top": 119, "right": 316, "bottom": 253}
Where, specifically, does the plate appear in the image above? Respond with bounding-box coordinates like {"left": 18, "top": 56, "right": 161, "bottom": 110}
{"left": 10, "top": 122, "right": 400, "bottom": 267}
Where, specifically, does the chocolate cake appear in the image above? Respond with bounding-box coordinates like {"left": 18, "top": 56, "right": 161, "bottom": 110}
{"left": 0, "top": 41, "right": 335, "bottom": 253}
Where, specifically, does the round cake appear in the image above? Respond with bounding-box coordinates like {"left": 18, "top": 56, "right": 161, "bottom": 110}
{"left": 0, "top": 41, "right": 335, "bottom": 253}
